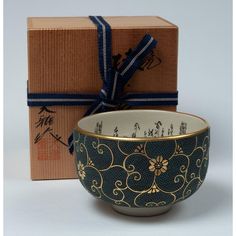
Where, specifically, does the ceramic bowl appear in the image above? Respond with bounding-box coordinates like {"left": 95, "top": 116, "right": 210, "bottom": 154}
{"left": 73, "top": 110, "right": 210, "bottom": 216}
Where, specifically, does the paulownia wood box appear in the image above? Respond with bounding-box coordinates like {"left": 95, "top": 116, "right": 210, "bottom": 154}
{"left": 28, "top": 16, "right": 178, "bottom": 180}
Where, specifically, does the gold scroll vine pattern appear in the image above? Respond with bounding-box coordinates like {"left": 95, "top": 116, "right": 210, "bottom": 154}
{"left": 74, "top": 131, "right": 209, "bottom": 208}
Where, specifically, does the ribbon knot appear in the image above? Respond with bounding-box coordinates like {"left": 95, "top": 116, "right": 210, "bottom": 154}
{"left": 98, "top": 87, "right": 119, "bottom": 110}
{"left": 86, "top": 71, "right": 122, "bottom": 114}
{"left": 97, "top": 69, "right": 127, "bottom": 111}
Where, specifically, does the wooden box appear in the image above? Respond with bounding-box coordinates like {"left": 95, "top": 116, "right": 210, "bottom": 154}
{"left": 27, "top": 16, "right": 178, "bottom": 180}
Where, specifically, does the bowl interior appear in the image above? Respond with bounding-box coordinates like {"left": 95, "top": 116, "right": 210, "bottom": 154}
{"left": 77, "top": 110, "right": 208, "bottom": 138}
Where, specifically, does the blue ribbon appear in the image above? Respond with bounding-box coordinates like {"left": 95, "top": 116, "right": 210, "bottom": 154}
{"left": 27, "top": 16, "right": 178, "bottom": 154}
{"left": 27, "top": 92, "right": 178, "bottom": 107}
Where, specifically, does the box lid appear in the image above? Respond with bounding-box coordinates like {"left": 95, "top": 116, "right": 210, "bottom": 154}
{"left": 28, "top": 16, "right": 177, "bottom": 30}
{"left": 28, "top": 16, "right": 178, "bottom": 95}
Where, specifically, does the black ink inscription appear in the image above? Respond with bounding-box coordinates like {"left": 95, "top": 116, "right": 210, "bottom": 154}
{"left": 112, "top": 49, "right": 161, "bottom": 71}
{"left": 34, "top": 106, "right": 68, "bottom": 147}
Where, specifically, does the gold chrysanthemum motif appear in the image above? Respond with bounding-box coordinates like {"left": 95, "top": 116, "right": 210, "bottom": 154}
{"left": 149, "top": 156, "right": 168, "bottom": 176}
{"left": 77, "top": 161, "right": 86, "bottom": 180}
{"left": 148, "top": 184, "right": 159, "bottom": 194}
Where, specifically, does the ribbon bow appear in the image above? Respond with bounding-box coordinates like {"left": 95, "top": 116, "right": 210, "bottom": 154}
{"left": 85, "top": 16, "right": 157, "bottom": 116}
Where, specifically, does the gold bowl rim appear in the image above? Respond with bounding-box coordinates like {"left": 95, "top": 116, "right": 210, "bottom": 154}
{"left": 75, "top": 110, "right": 210, "bottom": 142}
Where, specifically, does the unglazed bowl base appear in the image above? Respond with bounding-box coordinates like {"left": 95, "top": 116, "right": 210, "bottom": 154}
{"left": 112, "top": 205, "right": 172, "bottom": 217}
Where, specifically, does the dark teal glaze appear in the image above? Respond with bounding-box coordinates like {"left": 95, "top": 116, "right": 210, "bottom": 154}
{"left": 73, "top": 129, "right": 210, "bottom": 208}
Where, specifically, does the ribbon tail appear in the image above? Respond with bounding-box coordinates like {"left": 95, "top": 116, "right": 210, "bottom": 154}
{"left": 118, "top": 34, "right": 157, "bottom": 85}
{"left": 84, "top": 99, "right": 103, "bottom": 116}
{"left": 68, "top": 133, "right": 74, "bottom": 154}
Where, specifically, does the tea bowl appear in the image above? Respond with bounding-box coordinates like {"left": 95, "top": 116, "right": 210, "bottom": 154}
{"left": 73, "top": 110, "right": 210, "bottom": 216}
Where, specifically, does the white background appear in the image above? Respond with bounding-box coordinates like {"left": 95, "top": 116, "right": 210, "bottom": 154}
{"left": 4, "top": 0, "right": 232, "bottom": 235}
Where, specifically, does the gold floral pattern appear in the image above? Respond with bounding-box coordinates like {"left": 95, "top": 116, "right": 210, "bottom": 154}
{"left": 134, "top": 144, "right": 145, "bottom": 153}
{"left": 149, "top": 156, "right": 168, "bottom": 176}
{"left": 88, "top": 158, "right": 94, "bottom": 166}
{"left": 147, "top": 184, "right": 159, "bottom": 194}
{"left": 74, "top": 129, "right": 210, "bottom": 208}
{"left": 175, "top": 145, "right": 183, "bottom": 154}
{"left": 78, "top": 161, "right": 86, "bottom": 180}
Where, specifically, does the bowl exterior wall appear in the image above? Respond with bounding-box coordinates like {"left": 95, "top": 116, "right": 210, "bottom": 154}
{"left": 74, "top": 129, "right": 210, "bottom": 208}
